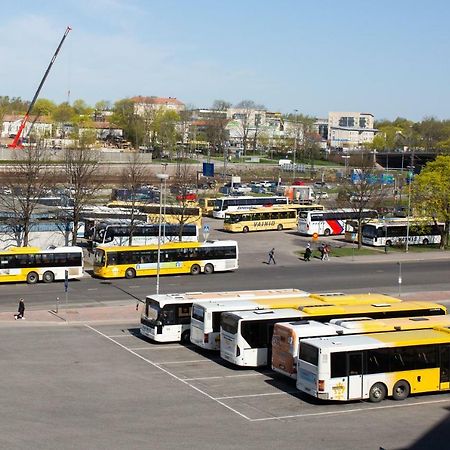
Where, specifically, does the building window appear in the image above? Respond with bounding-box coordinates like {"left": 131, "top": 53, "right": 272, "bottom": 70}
{"left": 359, "top": 117, "right": 367, "bottom": 128}
{"left": 339, "top": 117, "right": 355, "bottom": 127}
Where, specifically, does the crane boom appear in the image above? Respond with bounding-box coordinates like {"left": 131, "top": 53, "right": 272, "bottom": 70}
{"left": 9, "top": 26, "right": 72, "bottom": 149}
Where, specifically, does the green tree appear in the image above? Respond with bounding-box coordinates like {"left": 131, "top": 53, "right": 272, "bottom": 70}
{"left": 151, "top": 109, "right": 180, "bottom": 158}
{"left": 412, "top": 155, "right": 450, "bottom": 248}
{"left": 33, "top": 98, "right": 57, "bottom": 117}
{"left": 111, "top": 98, "right": 144, "bottom": 148}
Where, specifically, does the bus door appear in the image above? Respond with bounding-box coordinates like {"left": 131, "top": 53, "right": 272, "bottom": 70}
{"left": 347, "top": 352, "right": 364, "bottom": 400}
{"left": 439, "top": 345, "right": 450, "bottom": 390}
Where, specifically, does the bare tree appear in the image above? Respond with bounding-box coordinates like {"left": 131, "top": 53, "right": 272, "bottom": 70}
{"left": 336, "top": 154, "right": 388, "bottom": 248}
{"left": 234, "top": 100, "right": 265, "bottom": 156}
{"left": 0, "top": 145, "right": 52, "bottom": 246}
{"left": 169, "top": 149, "right": 199, "bottom": 240}
{"left": 121, "top": 151, "right": 148, "bottom": 245}
{"left": 64, "top": 143, "right": 102, "bottom": 245}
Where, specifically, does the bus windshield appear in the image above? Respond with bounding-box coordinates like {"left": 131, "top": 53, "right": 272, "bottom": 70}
{"left": 224, "top": 214, "right": 240, "bottom": 224}
{"left": 94, "top": 249, "right": 105, "bottom": 266}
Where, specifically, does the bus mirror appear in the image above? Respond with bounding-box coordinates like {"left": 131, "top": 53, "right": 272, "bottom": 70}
{"left": 156, "top": 321, "right": 162, "bottom": 326}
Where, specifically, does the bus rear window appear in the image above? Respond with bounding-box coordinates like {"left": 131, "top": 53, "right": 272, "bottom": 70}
{"left": 221, "top": 315, "right": 238, "bottom": 335}
{"left": 192, "top": 305, "right": 205, "bottom": 322}
{"left": 299, "top": 342, "right": 319, "bottom": 366}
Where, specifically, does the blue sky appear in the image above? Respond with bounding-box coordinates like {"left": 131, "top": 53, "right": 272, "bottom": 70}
{"left": 1, "top": 0, "right": 449, "bottom": 121}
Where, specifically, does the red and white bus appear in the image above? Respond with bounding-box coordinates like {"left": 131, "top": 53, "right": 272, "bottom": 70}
{"left": 298, "top": 209, "right": 378, "bottom": 236}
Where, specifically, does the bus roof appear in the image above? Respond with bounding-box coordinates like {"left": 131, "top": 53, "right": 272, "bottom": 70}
{"left": 0, "top": 246, "right": 82, "bottom": 254}
{"left": 309, "top": 293, "right": 402, "bottom": 305}
{"left": 223, "top": 308, "right": 304, "bottom": 322}
{"left": 302, "top": 327, "right": 450, "bottom": 352}
{"left": 146, "top": 289, "right": 308, "bottom": 307}
{"left": 96, "top": 240, "right": 238, "bottom": 252}
{"left": 193, "top": 296, "right": 320, "bottom": 312}
{"left": 275, "top": 314, "right": 450, "bottom": 337}
{"left": 299, "top": 301, "right": 446, "bottom": 315}
{"left": 225, "top": 206, "right": 299, "bottom": 215}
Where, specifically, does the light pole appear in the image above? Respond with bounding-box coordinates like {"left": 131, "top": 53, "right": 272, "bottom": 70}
{"left": 156, "top": 173, "right": 169, "bottom": 295}
{"left": 342, "top": 155, "right": 350, "bottom": 177}
{"left": 293, "top": 109, "right": 298, "bottom": 182}
{"left": 161, "top": 163, "right": 168, "bottom": 239}
{"left": 405, "top": 166, "right": 414, "bottom": 253}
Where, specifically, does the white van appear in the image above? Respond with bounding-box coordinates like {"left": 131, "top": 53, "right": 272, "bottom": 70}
{"left": 278, "top": 159, "right": 292, "bottom": 166}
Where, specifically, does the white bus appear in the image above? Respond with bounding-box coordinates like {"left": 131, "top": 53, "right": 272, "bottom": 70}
{"left": 91, "top": 222, "right": 199, "bottom": 247}
{"left": 361, "top": 220, "right": 443, "bottom": 247}
{"left": 190, "top": 292, "right": 312, "bottom": 350}
{"left": 298, "top": 209, "right": 378, "bottom": 236}
{"left": 221, "top": 309, "right": 304, "bottom": 367}
{"left": 220, "top": 302, "right": 447, "bottom": 367}
{"left": 140, "top": 288, "right": 306, "bottom": 343}
{"left": 273, "top": 314, "right": 450, "bottom": 379}
{"left": 213, "top": 196, "right": 289, "bottom": 219}
{"left": 296, "top": 326, "right": 450, "bottom": 402}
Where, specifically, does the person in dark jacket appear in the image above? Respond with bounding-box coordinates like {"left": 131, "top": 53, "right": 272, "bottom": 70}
{"left": 15, "top": 298, "right": 25, "bottom": 320}
{"left": 267, "top": 248, "right": 276, "bottom": 265}
{"left": 304, "top": 243, "right": 312, "bottom": 261}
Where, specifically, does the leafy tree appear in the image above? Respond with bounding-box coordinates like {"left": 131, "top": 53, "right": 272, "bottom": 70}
{"left": 33, "top": 98, "right": 57, "bottom": 117}
{"left": 111, "top": 98, "right": 145, "bottom": 148}
{"left": 151, "top": 109, "right": 180, "bottom": 158}
{"left": 53, "top": 102, "right": 75, "bottom": 123}
{"left": 204, "top": 100, "right": 230, "bottom": 156}
{"left": 412, "top": 155, "right": 450, "bottom": 248}
{"left": 72, "top": 99, "right": 93, "bottom": 116}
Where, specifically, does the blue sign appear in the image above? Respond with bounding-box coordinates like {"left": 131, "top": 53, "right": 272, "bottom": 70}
{"left": 203, "top": 162, "right": 214, "bottom": 177}
{"left": 203, "top": 224, "right": 210, "bottom": 234}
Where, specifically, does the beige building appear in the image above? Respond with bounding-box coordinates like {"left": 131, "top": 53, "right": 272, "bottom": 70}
{"left": 328, "top": 112, "right": 377, "bottom": 150}
{"left": 131, "top": 96, "right": 185, "bottom": 116}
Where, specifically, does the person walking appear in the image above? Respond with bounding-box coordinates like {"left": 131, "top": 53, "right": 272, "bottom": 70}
{"left": 304, "top": 243, "right": 312, "bottom": 262}
{"left": 319, "top": 243, "right": 326, "bottom": 260}
{"left": 267, "top": 248, "right": 276, "bottom": 265}
{"left": 15, "top": 298, "right": 25, "bottom": 320}
{"left": 323, "top": 244, "right": 330, "bottom": 261}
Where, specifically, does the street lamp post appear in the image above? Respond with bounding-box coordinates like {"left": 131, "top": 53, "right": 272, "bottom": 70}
{"left": 405, "top": 166, "right": 414, "bottom": 253}
{"left": 293, "top": 109, "right": 298, "bottom": 182}
{"left": 156, "top": 173, "right": 169, "bottom": 295}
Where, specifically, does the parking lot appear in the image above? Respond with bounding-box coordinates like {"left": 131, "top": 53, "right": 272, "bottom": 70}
{"left": 4, "top": 321, "right": 450, "bottom": 450}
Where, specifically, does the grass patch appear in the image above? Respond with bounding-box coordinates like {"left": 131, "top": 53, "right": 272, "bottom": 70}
{"left": 385, "top": 244, "right": 447, "bottom": 253}
{"left": 295, "top": 246, "right": 381, "bottom": 259}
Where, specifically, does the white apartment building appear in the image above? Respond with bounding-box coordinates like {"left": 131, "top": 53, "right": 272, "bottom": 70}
{"left": 328, "top": 112, "right": 377, "bottom": 150}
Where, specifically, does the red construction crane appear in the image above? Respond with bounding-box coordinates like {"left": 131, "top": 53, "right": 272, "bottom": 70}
{"left": 9, "top": 26, "right": 72, "bottom": 149}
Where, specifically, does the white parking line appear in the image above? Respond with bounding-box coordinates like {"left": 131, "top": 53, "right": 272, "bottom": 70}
{"left": 107, "top": 334, "right": 140, "bottom": 338}
{"left": 215, "top": 391, "right": 297, "bottom": 400}
{"left": 249, "top": 398, "right": 450, "bottom": 422}
{"left": 86, "top": 325, "right": 252, "bottom": 421}
{"left": 129, "top": 346, "right": 189, "bottom": 351}
{"left": 87, "top": 288, "right": 97, "bottom": 291}
{"left": 157, "top": 359, "right": 221, "bottom": 365}
{"left": 184, "top": 371, "right": 272, "bottom": 381}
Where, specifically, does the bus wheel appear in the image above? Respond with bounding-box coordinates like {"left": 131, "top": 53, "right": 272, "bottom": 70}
{"left": 423, "top": 238, "right": 429, "bottom": 245}
{"left": 204, "top": 263, "right": 214, "bottom": 274}
{"left": 243, "top": 226, "right": 249, "bottom": 233}
{"left": 368, "top": 382, "right": 386, "bottom": 403}
{"left": 324, "top": 229, "right": 331, "bottom": 236}
{"left": 125, "top": 268, "right": 136, "bottom": 279}
{"left": 181, "top": 330, "right": 190, "bottom": 343}
{"left": 190, "top": 264, "right": 201, "bottom": 275}
{"left": 43, "top": 271, "right": 55, "bottom": 283}
{"left": 386, "top": 240, "right": 392, "bottom": 247}
{"left": 277, "top": 224, "right": 283, "bottom": 231}
{"left": 392, "top": 380, "right": 410, "bottom": 400}
{"left": 26, "top": 271, "right": 39, "bottom": 284}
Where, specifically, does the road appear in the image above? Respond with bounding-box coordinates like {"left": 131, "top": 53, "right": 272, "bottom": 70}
{"left": 1, "top": 259, "right": 450, "bottom": 312}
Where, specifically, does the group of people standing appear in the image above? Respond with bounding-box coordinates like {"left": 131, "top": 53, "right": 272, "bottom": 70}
{"left": 304, "top": 243, "right": 330, "bottom": 262}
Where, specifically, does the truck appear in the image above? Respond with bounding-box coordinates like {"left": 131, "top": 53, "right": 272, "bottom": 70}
{"left": 277, "top": 185, "right": 315, "bottom": 204}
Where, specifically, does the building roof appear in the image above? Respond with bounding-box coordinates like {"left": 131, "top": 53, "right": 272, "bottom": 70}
{"left": 131, "top": 96, "right": 185, "bottom": 106}
{"left": 2, "top": 114, "right": 52, "bottom": 124}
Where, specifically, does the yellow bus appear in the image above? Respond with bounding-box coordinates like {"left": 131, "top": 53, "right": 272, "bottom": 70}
{"left": 93, "top": 240, "right": 238, "bottom": 279}
{"left": 198, "top": 197, "right": 221, "bottom": 217}
{"left": 273, "top": 312, "right": 450, "bottom": 379}
{"left": 223, "top": 206, "right": 298, "bottom": 233}
{"left": 0, "top": 246, "right": 84, "bottom": 284}
{"left": 107, "top": 201, "right": 202, "bottom": 227}
{"left": 297, "top": 325, "right": 450, "bottom": 402}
